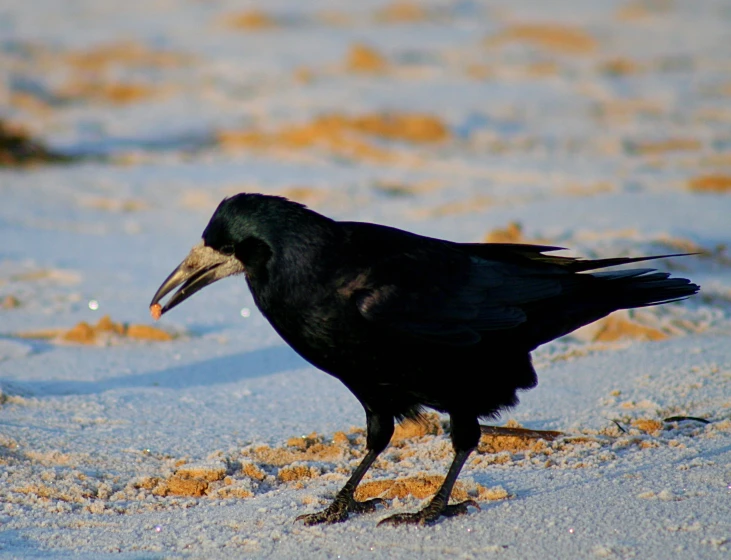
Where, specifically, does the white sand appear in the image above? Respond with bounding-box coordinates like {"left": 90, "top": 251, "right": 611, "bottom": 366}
{"left": 1, "top": 1, "right": 729, "bottom": 558}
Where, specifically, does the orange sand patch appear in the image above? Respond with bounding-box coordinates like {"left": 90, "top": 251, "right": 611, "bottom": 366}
{"left": 240, "top": 461, "right": 266, "bottom": 481}
{"left": 487, "top": 24, "right": 598, "bottom": 55}
{"left": 478, "top": 433, "right": 550, "bottom": 454}
{"left": 64, "top": 41, "right": 190, "bottom": 72}
{"left": 475, "top": 485, "right": 510, "bottom": 501}
{"left": 212, "top": 484, "right": 254, "bottom": 499}
{"left": 332, "top": 431, "right": 350, "bottom": 445}
{"left": 346, "top": 43, "right": 389, "bottom": 73}
{"left": 174, "top": 463, "right": 227, "bottom": 482}
{"left": 286, "top": 432, "right": 323, "bottom": 450}
{"left": 218, "top": 123, "right": 387, "bottom": 162}
{"left": 484, "top": 221, "right": 524, "bottom": 243}
{"left": 525, "top": 60, "right": 560, "bottom": 77}
{"left": 587, "top": 312, "right": 668, "bottom": 343}
{"left": 246, "top": 435, "right": 346, "bottom": 467}
{"left": 483, "top": 222, "right": 553, "bottom": 245}
{"left": 59, "top": 81, "right": 166, "bottom": 106}
{"left": 276, "top": 187, "right": 329, "bottom": 206}
{"left": 346, "top": 113, "right": 448, "bottom": 143}
{"left": 356, "top": 475, "right": 469, "bottom": 502}
{"left": 61, "top": 322, "right": 98, "bottom": 344}
{"left": 218, "top": 112, "right": 449, "bottom": 162}
{"left": 154, "top": 463, "right": 231, "bottom": 497}
{"left": 278, "top": 464, "right": 320, "bottom": 483}
{"left": 392, "top": 413, "right": 444, "bottom": 442}
{"left": 617, "top": 0, "right": 674, "bottom": 22}
{"left": 355, "top": 477, "right": 508, "bottom": 504}
{"left": 599, "top": 57, "right": 643, "bottom": 76}
{"left": 23, "top": 450, "right": 76, "bottom": 466}
{"left": 376, "top": 2, "right": 429, "bottom": 23}
{"left": 16, "top": 315, "right": 174, "bottom": 344}
{"left": 165, "top": 475, "right": 209, "bottom": 497}
{"left": 632, "top": 419, "right": 664, "bottom": 436}
{"left": 52, "top": 41, "right": 188, "bottom": 106}
{"left": 12, "top": 483, "right": 74, "bottom": 501}
{"left": 687, "top": 174, "right": 731, "bottom": 193}
{"left": 126, "top": 324, "right": 174, "bottom": 342}
{"left": 224, "top": 10, "right": 278, "bottom": 30}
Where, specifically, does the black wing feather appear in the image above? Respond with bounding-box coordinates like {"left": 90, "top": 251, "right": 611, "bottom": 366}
{"left": 351, "top": 246, "right": 566, "bottom": 345}
{"left": 342, "top": 224, "right": 698, "bottom": 347}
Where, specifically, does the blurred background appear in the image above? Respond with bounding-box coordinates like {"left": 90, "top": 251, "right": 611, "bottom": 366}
{"left": 1, "top": 5, "right": 730, "bottom": 557}
{"left": 1, "top": 0, "right": 730, "bottom": 333}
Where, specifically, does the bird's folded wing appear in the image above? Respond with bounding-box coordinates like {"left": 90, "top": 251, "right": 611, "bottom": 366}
{"left": 351, "top": 250, "right": 565, "bottom": 346}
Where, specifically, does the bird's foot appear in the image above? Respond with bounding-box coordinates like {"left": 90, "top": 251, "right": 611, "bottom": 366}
{"left": 378, "top": 499, "right": 480, "bottom": 527}
{"left": 296, "top": 496, "right": 385, "bottom": 526}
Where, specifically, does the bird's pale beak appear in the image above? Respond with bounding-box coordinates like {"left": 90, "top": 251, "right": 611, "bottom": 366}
{"left": 150, "top": 242, "right": 244, "bottom": 317}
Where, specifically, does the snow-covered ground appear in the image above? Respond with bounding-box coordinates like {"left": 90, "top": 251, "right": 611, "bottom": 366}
{"left": 1, "top": 1, "right": 730, "bottom": 558}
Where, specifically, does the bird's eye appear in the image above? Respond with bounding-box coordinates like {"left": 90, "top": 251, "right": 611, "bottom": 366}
{"left": 220, "top": 244, "right": 235, "bottom": 256}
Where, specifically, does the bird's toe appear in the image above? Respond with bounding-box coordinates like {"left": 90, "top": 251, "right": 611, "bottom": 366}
{"left": 378, "top": 512, "right": 430, "bottom": 527}
{"left": 350, "top": 497, "right": 386, "bottom": 514}
{"left": 297, "top": 496, "right": 385, "bottom": 525}
{"left": 378, "top": 499, "right": 479, "bottom": 526}
{"left": 441, "top": 499, "right": 480, "bottom": 517}
{"left": 296, "top": 507, "right": 349, "bottom": 526}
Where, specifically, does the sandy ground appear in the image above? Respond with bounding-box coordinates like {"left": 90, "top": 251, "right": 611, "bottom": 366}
{"left": 1, "top": 1, "right": 730, "bottom": 558}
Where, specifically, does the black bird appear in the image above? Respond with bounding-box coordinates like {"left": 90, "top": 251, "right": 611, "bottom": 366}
{"left": 150, "top": 193, "right": 699, "bottom": 526}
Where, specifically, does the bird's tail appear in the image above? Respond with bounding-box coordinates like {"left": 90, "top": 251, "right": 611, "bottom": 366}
{"left": 589, "top": 267, "right": 699, "bottom": 309}
{"left": 524, "top": 261, "right": 699, "bottom": 349}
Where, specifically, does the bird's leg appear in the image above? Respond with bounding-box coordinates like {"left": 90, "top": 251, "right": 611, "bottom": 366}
{"left": 377, "top": 448, "right": 478, "bottom": 526}
{"left": 296, "top": 448, "right": 382, "bottom": 525}
{"left": 379, "top": 413, "right": 481, "bottom": 526}
{"left": 297, "top": 411, "right": 393, "bottom": 525}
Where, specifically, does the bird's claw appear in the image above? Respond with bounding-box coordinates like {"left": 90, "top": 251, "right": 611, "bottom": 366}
{"left": 296, "top": 497, "right": 385, "bottom": 526}
{"left": 442, "top": 499, "right": 480, "bottom": 517}
{"left": 378, "top": 499, "right": 480, "bottom": 527}
{"left": 350, "top": 497, "right": 386, "bottom": 514}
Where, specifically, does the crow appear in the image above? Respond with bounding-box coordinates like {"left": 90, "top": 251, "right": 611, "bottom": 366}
{"left": 150, "top": 193, "right": 699, "bottom": 526}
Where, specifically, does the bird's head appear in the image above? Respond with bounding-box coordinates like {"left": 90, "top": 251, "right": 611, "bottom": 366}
{"left": 150, "top": 193, "right": 308, "bottom": 318}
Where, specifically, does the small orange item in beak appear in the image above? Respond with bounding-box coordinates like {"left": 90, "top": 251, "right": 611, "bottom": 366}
{"left": 150, "top": 303, "right": 162, "bottom": 321}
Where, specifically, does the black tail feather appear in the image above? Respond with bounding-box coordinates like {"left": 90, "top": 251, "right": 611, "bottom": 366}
{"left": 601, "top": 269, "right": 699, "bottom": 309}
{"left": 522, "top": 265, "right": 700, "bottom": 349}
{"left": 567, "top": 253, "right": 699, "bottom": 273}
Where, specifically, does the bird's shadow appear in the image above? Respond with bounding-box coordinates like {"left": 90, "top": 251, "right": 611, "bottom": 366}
{"left": 1, "top": 345, "right": 308, "bottom": 397}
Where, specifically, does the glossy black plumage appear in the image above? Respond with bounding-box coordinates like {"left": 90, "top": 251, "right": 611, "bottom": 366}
{"left": 151, "top": 193, "right": 699, "bottom": 525}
